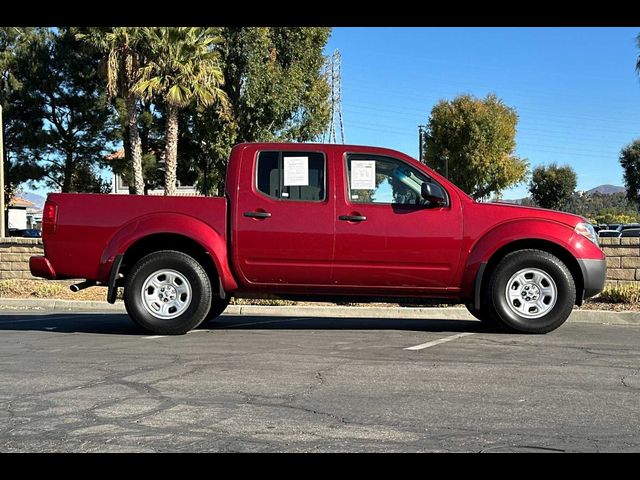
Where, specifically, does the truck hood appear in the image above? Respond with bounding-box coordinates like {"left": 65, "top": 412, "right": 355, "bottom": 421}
{"left": 478, "top": 201, "right": 586, "bottom": 228}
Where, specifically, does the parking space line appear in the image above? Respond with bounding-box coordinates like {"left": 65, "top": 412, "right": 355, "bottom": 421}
{"left": 143, "top": 335, "right": 168, "bottom": 339}
{"left": 405, "top": 332, "right": 475, "bottom": 351}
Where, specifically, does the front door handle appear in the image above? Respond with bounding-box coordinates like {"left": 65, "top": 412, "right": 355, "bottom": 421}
{"left": 339, "top": 215, "right": 367, "bottom": 222}
{"left": 244, "top": 211, "right": 272, "bottom": 219}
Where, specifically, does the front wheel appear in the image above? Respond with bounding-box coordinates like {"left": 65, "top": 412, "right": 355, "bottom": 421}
{"left": 465, "top": 302, "right": 498, "bottom": 325}
{"left": 124, "top": 250, "right": 213, "bottom": 335}
{"left": 486, "top": 249, "right": 576, "bottom": 334}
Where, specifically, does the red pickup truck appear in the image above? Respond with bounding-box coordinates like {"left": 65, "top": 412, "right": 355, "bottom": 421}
{"left": 30, "top": 143, "right": 606, "bottom": 335}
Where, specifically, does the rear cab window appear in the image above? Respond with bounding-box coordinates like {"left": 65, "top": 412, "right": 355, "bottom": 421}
{"left": 256, "top": 151, "right": 326, "bottom": 202}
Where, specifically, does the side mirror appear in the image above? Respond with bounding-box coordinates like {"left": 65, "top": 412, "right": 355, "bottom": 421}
{"left": 421, "top": 182, "right": 446, "bottom": 206}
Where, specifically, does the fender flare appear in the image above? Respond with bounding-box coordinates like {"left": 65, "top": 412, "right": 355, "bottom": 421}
{"left": 462, "top": 219, "right": 592, "bottom": 309}
{"left": 97, "top": 212, "right": 238, "bottom": 292}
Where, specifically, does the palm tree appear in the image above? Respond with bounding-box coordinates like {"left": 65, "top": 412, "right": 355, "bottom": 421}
{"left": 78, "top": 28, "right": 145, "bottom": 195}
{"left": 134, "top": 27, "right": 228, "bottom": 196}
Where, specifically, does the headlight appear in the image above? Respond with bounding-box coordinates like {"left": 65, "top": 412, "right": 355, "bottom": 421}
{"left": 575, "top": 222, "right": 599, "bottom": 246}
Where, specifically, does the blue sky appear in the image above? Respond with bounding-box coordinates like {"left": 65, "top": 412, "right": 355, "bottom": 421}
{"left": 26, "top": 27, "right": 640, "bottom": 200}
{"left": 324, "top": 27, "right": 640, "bottom": 199}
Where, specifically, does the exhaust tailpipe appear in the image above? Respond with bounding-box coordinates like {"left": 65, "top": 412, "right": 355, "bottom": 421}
{"left": 70, "top": 280, "right": 96, "bottom": 292}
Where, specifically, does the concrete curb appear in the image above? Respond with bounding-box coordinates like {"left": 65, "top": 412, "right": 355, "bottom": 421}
{"left": 0, "top": 298, "right": 639, "bottom": 326}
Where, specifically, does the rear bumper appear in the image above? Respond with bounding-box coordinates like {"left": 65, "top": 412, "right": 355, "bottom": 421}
{"left": 29, "top": 256, "right": 57, "bottom": 280}
{"left": 578, "top": 258, "right": 606, "bottom": 300}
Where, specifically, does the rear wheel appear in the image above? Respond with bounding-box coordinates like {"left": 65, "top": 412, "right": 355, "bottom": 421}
{"left": 124, "top": 250, "right": 212, "bottom": 335}
{"left": 201, "top": 297, "right": 231, "bottom": 325}
{"left": 485, "top": 249, "right": 575, "bottom": 334}
{"left": 208, "top": 297, "right": 231, "bottom": 319}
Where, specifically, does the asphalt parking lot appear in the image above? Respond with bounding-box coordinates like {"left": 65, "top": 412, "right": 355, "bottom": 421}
{"left": 0, "top": 310, "right": 638, "bottom": 452}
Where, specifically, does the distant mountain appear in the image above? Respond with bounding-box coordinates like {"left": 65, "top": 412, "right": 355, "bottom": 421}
{"left": 586, "top": 185, "right": 625, "bottom": 195}
{"left": 21, "top": 192, "right": 46, "bottom": 210}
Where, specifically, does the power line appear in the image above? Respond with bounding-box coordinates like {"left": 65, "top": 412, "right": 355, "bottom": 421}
{"left": 343, "top": 71, "right": 640, "bottom": 117}
{"left": 343, "top": 102, "right": 640, "bottom": 140}
{"left": 343, "top": 97, "right": 640, "bottom": 134}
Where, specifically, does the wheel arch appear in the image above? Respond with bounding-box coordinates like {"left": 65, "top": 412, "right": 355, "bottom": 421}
{"left": 474, "top": 238, "right": 584, "bottom": 309}
{"left": 121, "top": 233, "right": 222, "bottom": 295}
{"left": 99, "top": 213, "right": 238, "bottom": 295}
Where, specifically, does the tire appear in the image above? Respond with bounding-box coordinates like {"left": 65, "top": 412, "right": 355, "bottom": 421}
{"left": 485, "top": 249, "right": 575, "bottom": 334}
{"left": 124, "top": 250, "right": 212, "bottom": 335}
{"left": 199, "top": 297, "right": 231, "bottom": 326}
{"left": 465, "top": 302, "right": 498, "bottom": 325}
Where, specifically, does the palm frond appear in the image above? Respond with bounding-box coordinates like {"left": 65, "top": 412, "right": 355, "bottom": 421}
{"left": 131, "top": 27, "right": 227, "bottom": 109}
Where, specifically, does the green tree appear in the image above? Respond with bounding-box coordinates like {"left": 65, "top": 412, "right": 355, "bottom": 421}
{"left": 0, "top": 28, "right": 34, "bottom": 98}
{"left": 5, "top": 28, "right": 116, "bottom": 193}
{"left": 423, "top": 93, "right": 528, "bottom": 200}
{"left": 106, "top": 97, "right": 166, "bottom": 194}
{"left": 133, "top": 27, "right": 229, "bottom": 196}
{"left": 620, "top": 139, "right": 640, "bottom": 208}
{"left": 180, "top": 27, "right": 332, "bottom": 195}
{"left": 77, "top": 28, "right": 146, "bottom": 195}
{"left": 0, "top": 28, "right": 46, "bottom": 206}
{"left": 528, "top": 190, "right": 638, "bottom": 222}
{"left": 529, "top": 163, "right": 577, "bottom": 210}
{"left": 221, "top": 27, "right": 331, "bottom": 142}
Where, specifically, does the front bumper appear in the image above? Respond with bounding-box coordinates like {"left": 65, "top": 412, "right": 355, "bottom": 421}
{"left": 578, "top": 258, "right": 607, "bottom": 300}
{"left": 29, "top": 256, "right": 57, "bottom": 280}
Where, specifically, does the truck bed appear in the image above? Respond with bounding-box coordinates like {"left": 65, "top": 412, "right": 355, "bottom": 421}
{"left": 43, "top": 193, "right": 228, "bottom": 282}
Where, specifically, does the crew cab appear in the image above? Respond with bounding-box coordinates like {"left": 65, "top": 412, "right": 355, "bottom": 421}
{"left": 30, "top": 143, "right": 606, "bottom": 334}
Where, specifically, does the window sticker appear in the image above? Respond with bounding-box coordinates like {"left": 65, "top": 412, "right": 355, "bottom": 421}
{"left": 351, "top": 160, "right": 376, "bottom": 190}
{"left": 283, "top": 156, "right": 309, "bottom": 186}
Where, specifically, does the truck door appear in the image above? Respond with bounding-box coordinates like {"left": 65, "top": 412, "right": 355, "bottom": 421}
{"left": 331, "top": 152, "right": 463, "bottom": 293}
{"left": 233, "top": 147, "right": 335, "bottom": 287}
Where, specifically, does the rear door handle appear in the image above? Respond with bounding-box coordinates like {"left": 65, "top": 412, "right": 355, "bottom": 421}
{"left": 339, "top": 215, "right": 367, "bottom": 222}
{"left": 244, "top": 211, "right": 272, "bottom": 219}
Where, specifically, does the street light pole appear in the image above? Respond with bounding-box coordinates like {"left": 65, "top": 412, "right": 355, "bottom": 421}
{"left": 0, "top": 104, "right": 5, "bottom": 238}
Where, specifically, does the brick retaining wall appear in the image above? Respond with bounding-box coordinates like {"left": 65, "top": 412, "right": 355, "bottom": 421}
{"left": 599, "top": 237, "right": 640, "bottom": 287}
{"left": 0, "top": 238, "right": 44, "bottom": 280}
{"left": 0, "top": 236, "right": 635, "bottom": 288}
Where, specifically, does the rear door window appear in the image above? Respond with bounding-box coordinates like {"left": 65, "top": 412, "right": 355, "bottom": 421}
{"left": 256, "top": 151, "right": 326, "bottom": 201}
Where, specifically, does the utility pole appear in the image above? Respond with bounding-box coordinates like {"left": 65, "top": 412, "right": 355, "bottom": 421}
{"left": 0, "top": 104, "right": 4, "bottom": 238}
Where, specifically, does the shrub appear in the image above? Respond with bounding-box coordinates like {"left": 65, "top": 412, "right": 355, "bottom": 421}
{"left": 31, "top": 282, "right": 66, "bottom": 298}
{"left": 596, "top": 284, "right": 640, "bottom": 303}
{"left": 0, "top": 280, "right": 22, "bottom": 297}
{"left": 230, "top": 297, "right": 296, "bottom": 306}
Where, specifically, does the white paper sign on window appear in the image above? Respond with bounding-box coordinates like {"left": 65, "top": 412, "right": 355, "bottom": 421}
{"left": 283, "top": 156, "right": 309, "bottom": 186}
{"left": 351, "top": 160, "right": 376, "bottom": 190}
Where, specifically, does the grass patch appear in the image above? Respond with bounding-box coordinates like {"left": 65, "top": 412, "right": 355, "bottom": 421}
{"left": 30, "top": 282, "right": 66, "bottom": 298}
{"left": 0, "top": 280, "right": 22, "bottom": 297}
{"left": 230, "top": 297, "right": 296, "bottom": 306}
{"left": 0, "top": 279, "right": 66, "bottom": 298}
{"left": 595, "top": 283, "right": 640, "bottom": 304}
